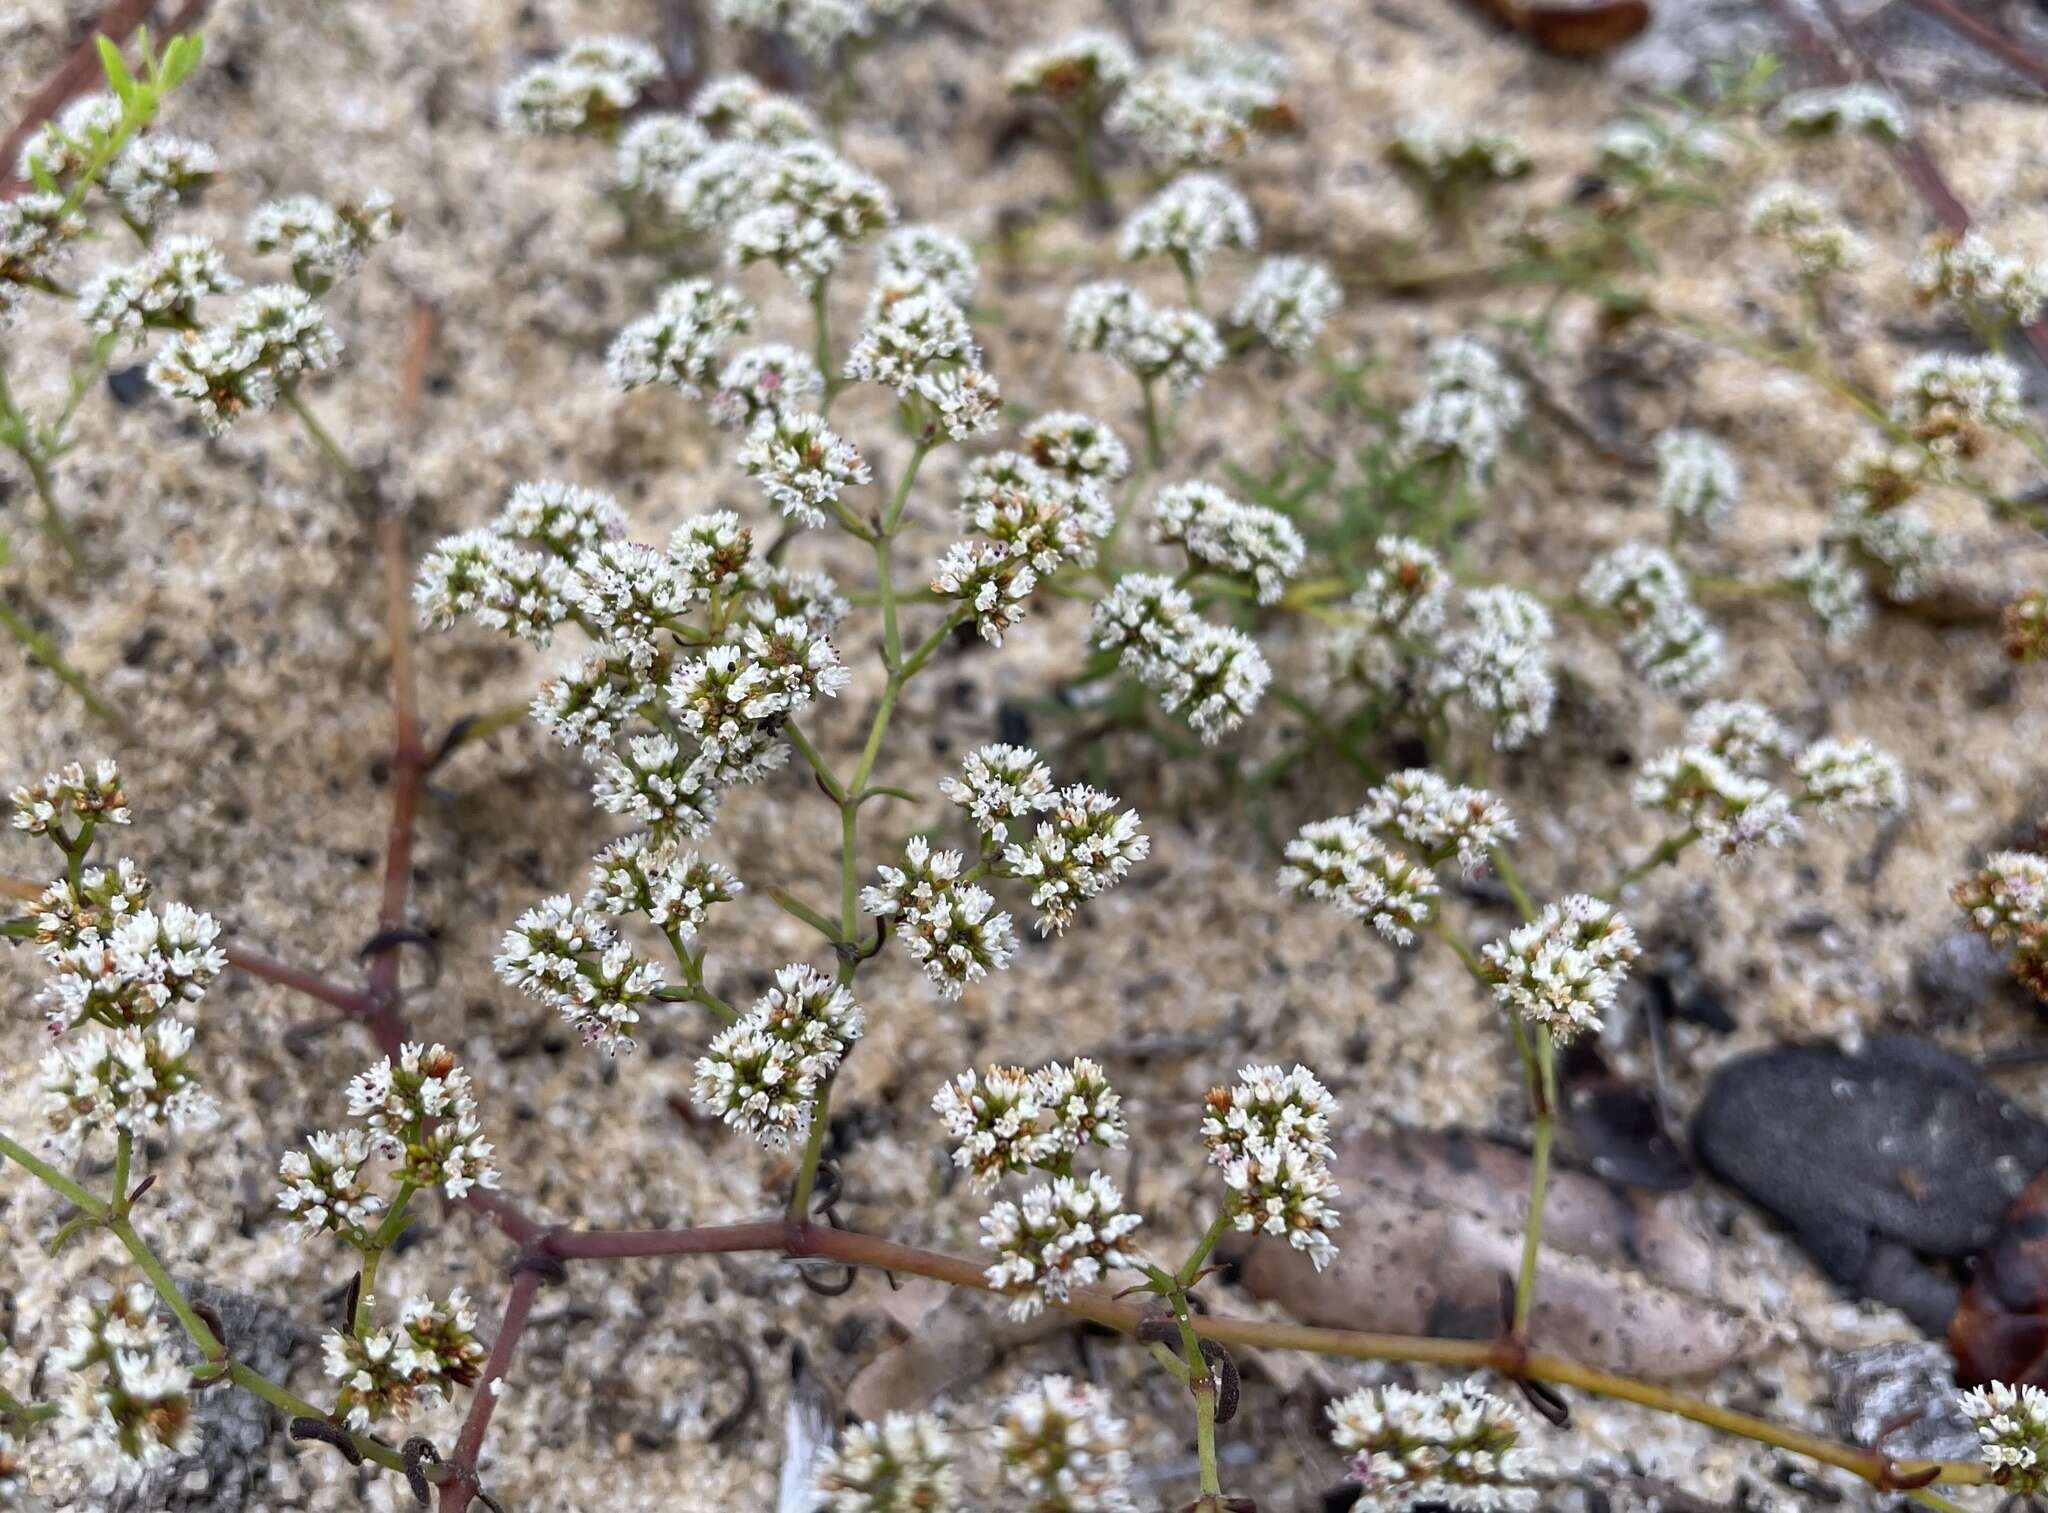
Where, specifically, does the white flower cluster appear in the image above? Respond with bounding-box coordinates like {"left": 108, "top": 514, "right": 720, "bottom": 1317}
{"left": 1793, "top": 736, "right": 1908, "bottom": 819}
{"left": 1280, "top": 769, "right": 1512, "bottom": 944}
{"left": 1912, "top": 230, "right": 2048, "bottom": 327}
{"left": 498, "top": 35, "right": 662, "bottom": 133}
{"left": 1089, "top": 574, "right": 1272, "bottom": 742}
{"left": 728, "top": 139, "right": 896, "bottom": 295}
{"left": 845, "top": 246, "right": 1001, "bottom": 439}
{"left": 740, "top": 408, "right": 873, "bottom": 526}
{"left": 1595, "top": 114, "right": 1729, "bottom": 187}
{"left": 1955, "top": 851, "right": 2048, "bottom": 947}
{"left": 1151, "top": 480, "right": 1306, "bottom": 605}
{"left": 48, "top": 1284, "right": 198, "bottom": 1494}
{"left": 494, "top": 894, "right": 667, "bottom": 1053}
{"left": 16, "top": 93, "right": 123, "bottom": 186}
{"left": 105, "top": 133, "right": 219, "bottom": 230}
{"left": 861, "top": 837, "right": 1017, "bottom": 998}
{"left": 982, "top": 1169, "right": 1144, "bottom": 1319}
{"left": 1064, "top": 280, "right": 1225, "bottom": 397}
{"left": 715, "top": 0, "right": 930, "bottom": 62}
{"left": 1002, "top": 784, "right": 1151, "bottom": 936}
{"left": 1480, "top": 895, "right": 1639, "bottom": 1042}
{"left": 957, "top": 448, "right": 1116, "bottom": 575}
{"left": 607, "top": 278, "right": 755, "bottom": 395}
{"left": 1, "top": 193, "right": 83, "bottom": 322}
{"left": 1202, "top": 1063, "right": 1343, "bottom": 1269}
{"left": 1771, "top": 83, "right": 1909, "bottom": 143}
{"left": 993, "top": 1374, "right": 1138, "bottom": 1513}
{"left": 707, "top": 342, "right": 824, "bottom": 428}
{"left": 585, "top": 833, "right": 741, "bottom": 938}
{"left": 1779, "top": 544, "right": 1872, "bottom": 644}
{"left": 1105, "top": 32, "right": 1290, "bottom": 168}
{"left": 1233, "top": 254, "right": 1342, "bottom": 355}
{"left": 1022, "top": 411, "right": 1132, "bottom": 482}
{"left": 345, "top": 1042, "right": 500, "bottom": 1200}
{"left": 323, "top": 1289, "right": 485, "bottom": 1430}
{"left": 13, "top": 764, "right": 228, "bottom": 1147}
{"left": 1746, "top": 181, "right": 1867, "bottom": 275}
{"left": 247, "top": 191, "right": 400, "bottom": 292}
{"left": 1387, "top": 117, "right": 1531, "bottom": 192}
{"left": 933, "top": 1058, "right": 1126, "bottom": 1188}
{"left": 1579, "top": 543, "right": 1723, "bottom": 696}
{"left": 1890, "top": 351, "right": 2028, "bottom": 460}
{"left": 1398, "top": 335, "right": 1527, "bottom": 478}
{"left": 1960, "top": 1381, "right": 2048, "bottom": 1493}
{"left": 1007, "top": 29, "right": 1137, "bottom": 105}
{"left": 1653, "top": 429, "right": 1739, "bottom": 535}
{"left": 11, "top": 757, "right": 129, "bottom": 835}
{"left": 694, "top": 964, "right": 864, "bottom": 1144}
{"left": 1828, "top": 488, "right": 1944, "bottom": 603}
{"left": 277, "top": 1127, "right": 386, "bottom": 1245}
{"left": 78, "top": 234, "right": 237, "bottom": 343}
{"left": 1119, "top": 172, "right": 1258, "bottom": 278}
{"left": 42, "top": 1018, "right": 216, "bottom": 1143}
{"left": 813, "top": 1410, "right": 964, "bottom": 1513}
{"left": 1315, "top": 538, "right": 1554, "bottom": 750}
{"left": 1328, "top": 1378, "right": 1550, "bottom": 1513}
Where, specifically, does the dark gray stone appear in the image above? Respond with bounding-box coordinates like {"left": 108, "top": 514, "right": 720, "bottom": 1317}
{"left": 1826, "top": 1340, "right": 1981, "bottom": 1463}
{"left": 1694, "top": 1035, "right": 2048, "bottom": 1333}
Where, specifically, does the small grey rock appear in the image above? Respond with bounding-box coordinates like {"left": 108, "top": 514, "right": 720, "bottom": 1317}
{"left": 1826, "top": 1340, "right": 1981, "bottom": 1463}
{"left": 1912, "top": 928, "right": 2019, "bottom": 1019}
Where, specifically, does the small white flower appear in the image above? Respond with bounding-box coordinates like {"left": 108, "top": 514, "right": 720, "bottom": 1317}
{"left": 694, "top": 964, "right": 863, "bottom": 1144}
{"left": 707, "top": 342, "right": 824, "bottom": 428}
{"left": 994, "top": 1375, "right": 1137, "bottom": 1513}
{"left": 346, "top": 1043, "right": 499, "bottom": 1199}
{"left": 813, "top": 1410, "right": 963, "bottom": 1513}
{"left": 1387, "top": 116, "right": 1531, "bottom": 187}
{"left": 1481, "top": 896, "right": 1639, "bottom": 1041}
{"left": 1891, "top": 351, "right": 2028, "bottom": 459}
{"left": 1151, "top": 480, "right": 1305, "bottom": 604}
{"left": 1001, "top": 783, "right": 1150, "bottom": 934}
{"left": 864, "top": 838, "right": 1018, "bottom": 998}
{"left": 1747, "top": 181, "right": 1867, "bottom": 275}
{"left": 607, "top": 278, "right": 754, "bottom": 395}
{"left": 932, "top": 540, "right": 1036, "bottom": 645}
{"left": 1781, "top": 545, "right": 1871, "bottom": 644}
{"left": 1020, "top": 410, "right": 1131, "bottom": 481}
{"left": 844, "top": 288, "right": 978, "bottom": 394}
{"left": 16, "top": 93, "right": 121, "bottom": 185}
{"left": 41, "top": 1020, "right": 217, "bottom": 1143}
{"left": 494, "top": 479, "right": 629, "bottom": 556}
{"left": 1203, "top": 1063, "right": 1337, "bottom": 1164}
{"left": 585, "top": 834, "right": 741, "bottom": 938}
{"left": 614, "top": 112, "right": 710, "bottom": 197}
{"left": 940, "top": 743, "right": 1056, "bottom": 838}
{"left": 876, "top": 223, "right": 979, "bottom": 306}
{"left": 934, "top": 1058, "right": 1125, "bottom": 1188}
{"left": 1955, "top": 852, "right": 2048, "bottom": 945}
{"left": 1224, "top": 1133, "right": 1342, "bottom": 1269}
{"left": 1792, "top": 737, "right": 1906, "bottom": 820}
{"left": 982, "top": 1171, "right": 1143, "bottom": 1318}
{"left": 1398, "top": 335, "right": 1527, "bottom": 477}
{"left": 691, "top": 74, "right": 823, "bottom": 145}
{"left": 1118, "top": 172, "right": 1258, "bottom": 277}
{"left": 1654, "top": 429, "right": 1740, "bottom": 534}
{"left": 322, "top": 1290, "right": 484, "bottom": 1426}
{"left": 739, "top": 409, "right": 870, "bottom": 526}
{"left": 1, "top": 193, "right": 84, "bottom": 323}
{"left": 1234, "top": 254, "right": 1341, "bottom": 355}
{"left": 247, "top": 192, "right": 400, "bottom": 290}
{"left": 1328, "top": 1377, "right": 1550, "bottom": 1511}
{"left": 11, "top": 759, "right": 129, "bottom": 835}
{"left": 960, "top": 455, "right": 1114, "bottom": 574}
{"left": 1772, "top": 83, "right": 1909, "bottom": 143}
{"left": 277, "top": 1127, "right": 386, "bottom": 1242}
{"left": 1434, "top": 586, "right": 1554, "bottom": 751}
{"left": 78, "top": 235, "right": 238, "bottom": 342}
{"left": 593, "top": 733, "right": 723, "bottom": 839}
{"left": 1277, "top": 817, "right": 1439, "bottom": 944}
{"left": 49, "top": 1283, "right": 198, "bottom": 1484}
{"left": 1959, "top": 1382, "right": 2048, "bottom": 1493}
{"left": 915, "top": 366, "right": 1003, "bottom": 441}
{"left": 498, "top": 35, "right": 661, "bottom": 133}
{"left": 530, "top": 646, "right": 641, "bottom": 753}
{"left": 1356, "top": 769, "right": 1516, "bottom": 876}
{"left": 1684, "top": 701, "right": 1791, "bottom": 775}
{"left": 1911, "top": 230, "right": 2048, "bottom": 326}
{"left": 1634, "top": 747, "right": 1800, "bottom": 861}
{"left": 1007, "top": 30, "right": 1137, "bottom": 102}
{"left": 1106, "top": 35, "right": 1288, "bottom": 168}
{"left": 495, "top": 894, "right": 665, "bottom": 1053}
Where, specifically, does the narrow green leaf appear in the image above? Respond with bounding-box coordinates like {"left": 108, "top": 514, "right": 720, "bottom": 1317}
{"left": 94, "top": 35, "right": 137, "bottom": 103}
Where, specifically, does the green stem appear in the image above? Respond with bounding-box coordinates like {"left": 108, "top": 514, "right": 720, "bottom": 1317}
{"left": 786, "top": 720, "right": 848, "bottom": 802}
{"left": 108, "top": 1215, "right": 222, "bottom": 1359}
{"left": 110, "top": 1129, "right": 133, "bottom": 1214}
{"left": 1511, "top": 1028, "right": 1558, "bottom": 1336}
{"left": 1138, "top": 378, "right": 1164, "bottom": 470}
{"left": 1178, "top": 1208, "right": 1234, "bottom": 1287}
{"left": 1602, "top": 825, "right": 1701, "bottom": 900}
{"left": 770, "top": 885, "right": 843, "bottom": 944}
{"left": 839, "top": 799, "right": 861, "bottom": 942}
{"left": 278, "top": 384, "right": 373, "bottom": 500}
{"left": 1492, "top": 847, "right": 1537, "bottom": 923}
{"left": 812, "top": 282, "right": 839, "bottom": 413}
{"left": 1426, "top": 917, "right": 1490, "bottom": 987}
{"left": 354, "top": 1183, "right": 416, "bottom": 1337}
{"left": 786, "top": 1076, "right": 837, "bottom": 1223}
{"left": 0, "top": 1128, "right": 108, "bottom": 1214}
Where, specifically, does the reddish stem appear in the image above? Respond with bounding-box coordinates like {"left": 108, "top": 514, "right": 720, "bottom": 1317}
{"left": 438, "top": 1269, "right": 540, "bottom": 1512}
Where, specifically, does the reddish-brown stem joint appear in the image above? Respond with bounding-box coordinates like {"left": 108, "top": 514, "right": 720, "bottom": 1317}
{"left": 1877, "top": 1460, "right": 1942, "bottom": 1493}
{"left": 289, "top": 1417, "right": 364, "bottom": 1465}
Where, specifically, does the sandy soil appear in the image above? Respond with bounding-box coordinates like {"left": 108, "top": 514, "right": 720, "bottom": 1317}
{"left": 4, "top": 0, "right": 2048, "bottom": 1508}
